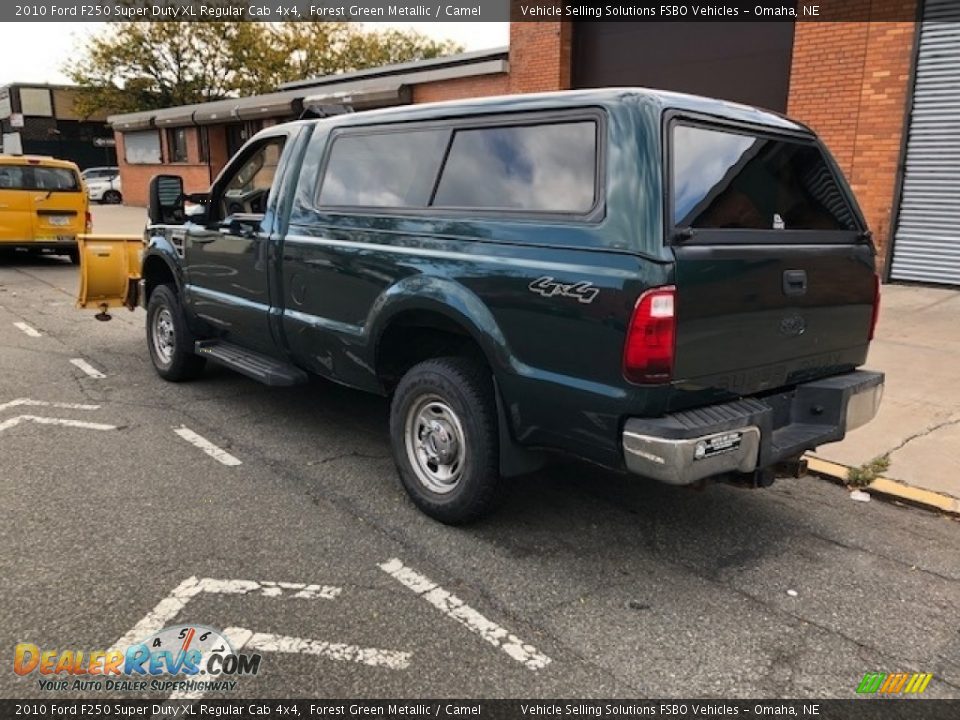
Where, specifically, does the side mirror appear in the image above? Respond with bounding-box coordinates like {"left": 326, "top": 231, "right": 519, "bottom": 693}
{"left": 147, "top": 174, "right": 185, "bottom": 225}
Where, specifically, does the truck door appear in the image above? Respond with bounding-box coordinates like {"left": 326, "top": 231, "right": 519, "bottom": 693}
{"left": 183, "top": 135, "right": 287, "bottom": 354}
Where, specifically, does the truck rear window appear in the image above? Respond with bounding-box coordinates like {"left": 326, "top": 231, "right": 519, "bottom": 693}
{"left": 671, "top": 124, "right": 857, "bottom": 232}
{"left": 0, "top": 165, "right": 80, "bottom": 191}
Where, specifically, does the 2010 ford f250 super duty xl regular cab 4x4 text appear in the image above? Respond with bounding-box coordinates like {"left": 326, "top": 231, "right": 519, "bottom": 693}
{"left": 78, "top": 89, "right": 883, "bottom": 523}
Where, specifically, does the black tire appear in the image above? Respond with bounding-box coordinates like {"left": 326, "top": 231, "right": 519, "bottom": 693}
{"left": 103, "top": 190, "right": 122, "bottom": 204}
{"left": 67, "top": 247, "right": 80, "bottom": 265}
{"left": 389, "top": 356, "right": 503, "bottom": 524}
{"left": 146, "top": 284, "right": 206, "bottom": 381}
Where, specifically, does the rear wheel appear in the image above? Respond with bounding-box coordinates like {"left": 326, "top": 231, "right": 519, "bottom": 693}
{"left": 146, "top": 284, "right": 206, "bottom": 381}
{"left": 102, "top": 189, "right": 122, "bottom": 204}
{"left": 66, "top": 247, "right": 80, "bottom": 265}
{"left": 389, "top": 356, "right": 503, "bottom": 524}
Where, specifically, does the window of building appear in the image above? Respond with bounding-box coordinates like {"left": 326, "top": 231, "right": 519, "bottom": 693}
{"left": 18, "top": 87, "right": 53, "bottom": 117}
{"left": 318, "top": 129, "right": 448, "bottom": 208}
{"left": 124, "top": 131, "right": 162, "bottom": 165}
{"left": 198, "top": 127, "right": 210, "bottom": 163}
{"left": 432, "top": 121, "right": 598, "bottom": 213}
{"left": 166, "top": 127, "right": 188, "bottom": 163}
{"left": 671, "top": 124, "right": 857, "bottom": 232}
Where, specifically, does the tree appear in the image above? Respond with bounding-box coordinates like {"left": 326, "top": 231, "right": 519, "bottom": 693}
{"left": 67, "top": 21, "right": 463, "bottom": 117}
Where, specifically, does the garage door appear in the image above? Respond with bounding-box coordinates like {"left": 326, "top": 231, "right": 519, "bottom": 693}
{"left": 572, "top": 22, "right": 795, "bottom": 112}
{"left": 890, "top": 0, "right": 960, "bottom": 285}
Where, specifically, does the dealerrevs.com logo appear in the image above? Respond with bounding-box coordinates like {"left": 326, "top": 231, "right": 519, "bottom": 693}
{"left": 14, "top": 625, "right": 261, "bottom": 694}
{"left": 856, "top": 672, "right": 933, "bottom": 695}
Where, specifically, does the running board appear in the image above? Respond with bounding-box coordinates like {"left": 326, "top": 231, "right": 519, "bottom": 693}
{"left": 194, "top": 340, "right": 308, "bottom": 386}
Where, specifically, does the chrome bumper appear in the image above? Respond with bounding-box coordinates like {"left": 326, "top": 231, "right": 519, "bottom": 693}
{"left": 622, "top": 370, "right": 884, "bottom": 486}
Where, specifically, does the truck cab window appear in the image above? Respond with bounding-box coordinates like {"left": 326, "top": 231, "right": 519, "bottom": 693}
{"left": 220, "top": 137, "right": 286, "bottom": 218}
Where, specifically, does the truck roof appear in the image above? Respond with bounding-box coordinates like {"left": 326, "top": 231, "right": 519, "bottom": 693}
{"left": 0, "top": 154, "right": 81, "bottom": 170}
{"left": 280, "top": 87, "right": 807, "bottom": 135}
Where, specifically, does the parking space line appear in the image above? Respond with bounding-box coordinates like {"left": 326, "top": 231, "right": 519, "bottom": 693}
{"left": 0, "top": 415, "right": 116, "bottom": 433}
{"left": 379, "top": 558, "right": 551, "bottom": 671}
{"left": 227, "top": 627, "right": 411, "bottom": 670}
{"left": 113, "top": 576, "right": 343, "bottom": 651}
{"left": 174, "top": 427, "right": 242, "bottom": 466}
{"left": 13, "top": 321, "right": 41, "bottom": 337}
{"left": 0, "top": 398, "right": 100, "bottom": 412}
{"left": 70, "top": 358, "right": 106, "bottom": 379}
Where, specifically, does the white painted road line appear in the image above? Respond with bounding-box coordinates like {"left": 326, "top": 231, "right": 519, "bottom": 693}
{"left": 165, "top": 626, "right": 410, "bottom": 703}
{"left": 0, "top": 415, "right": 116, "bottom": 434}
{"left": 379, "top": 558, "right": 552, "bottom": 671}
{"left": 227, "top": 627, "right": 411, "bottom": 670}
{"left": 13, "top": 321, "right": 41, "bottom": 337}
{"left": 113, "top": 576, "right": 343, "bottom": 651}
{"left": 0, "top": 398, "right": 101, "bottom": 412}
{"left": 174, "top": 426, "right": 242, "bottom": 466}
{"left": 70, "top": 358, "right": 106, "bottom": 379}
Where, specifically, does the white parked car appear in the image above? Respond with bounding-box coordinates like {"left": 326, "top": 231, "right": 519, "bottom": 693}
{"left": 82, "top": 167, "right": 123, "bottom": 204}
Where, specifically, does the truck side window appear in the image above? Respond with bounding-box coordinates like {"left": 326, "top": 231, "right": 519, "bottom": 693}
{"left": 318, "top": 129, "right": 447, "bottom": 208}
{"left": 220, "top": 137, "right": 286, "bottom": 218}
{"left": 431, "top": 121, "right": 597, "bottom": 213}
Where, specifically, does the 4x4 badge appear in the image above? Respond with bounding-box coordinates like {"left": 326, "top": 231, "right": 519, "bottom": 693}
{"left": 528, "top": 276, "right": 599, "bottom": 304}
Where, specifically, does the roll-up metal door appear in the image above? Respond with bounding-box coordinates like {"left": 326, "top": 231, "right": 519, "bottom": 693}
{"left": 890, "top": 0, "right": 960, "bottom": 285}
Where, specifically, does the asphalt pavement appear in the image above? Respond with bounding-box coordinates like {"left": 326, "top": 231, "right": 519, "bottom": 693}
{"left": 1, "top": 208, "right": 958, "bottom": 700}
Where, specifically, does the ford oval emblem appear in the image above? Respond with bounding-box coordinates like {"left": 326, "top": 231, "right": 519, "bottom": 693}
{"left": 780, "top": 313, "right": 806, "bottom": 337}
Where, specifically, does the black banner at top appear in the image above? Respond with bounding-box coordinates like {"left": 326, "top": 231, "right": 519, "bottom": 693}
{"left": 0, "top": 0, "right": 929, "bottom": 23}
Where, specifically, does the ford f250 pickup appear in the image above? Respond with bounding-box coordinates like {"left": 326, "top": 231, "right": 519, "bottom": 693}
{"left": 77, "top": 89, "right": 883, "bottom": 523}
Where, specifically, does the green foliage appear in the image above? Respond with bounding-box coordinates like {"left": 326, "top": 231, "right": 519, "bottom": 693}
{"left": 66, "top": 21, "right": 463, "bottom": 116}
{"left": 846, "top": 454, "right": 890, "bottom": 488}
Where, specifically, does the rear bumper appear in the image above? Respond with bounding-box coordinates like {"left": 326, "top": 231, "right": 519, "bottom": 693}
{"left": 622, "top": 370, "right": 884, "bottom": 486}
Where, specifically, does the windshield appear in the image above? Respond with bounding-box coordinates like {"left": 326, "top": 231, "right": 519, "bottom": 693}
{"left": 672, "top": 124, "right": 857, "bottom": 232}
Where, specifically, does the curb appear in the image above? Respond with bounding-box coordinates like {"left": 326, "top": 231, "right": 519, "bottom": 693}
{"left": 805, "top": 456, "right": 960, "bottom": 516}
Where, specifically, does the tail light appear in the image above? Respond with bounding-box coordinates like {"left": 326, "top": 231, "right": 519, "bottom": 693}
{"left": 623, "top": 285, "right": 676, "bottom": 384}
{"left": 85, "top": 210, "right": 92, "bottom": 233}
{"left": 869, "top": 274, "right": 881, "bottom": 341}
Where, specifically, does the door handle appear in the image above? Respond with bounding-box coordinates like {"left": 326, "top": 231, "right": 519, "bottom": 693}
{"left": 193, "top": 235, "right": 217, "bottom": 244}
{"left": 783, "top": 269, "right": 808, "bottom": 296}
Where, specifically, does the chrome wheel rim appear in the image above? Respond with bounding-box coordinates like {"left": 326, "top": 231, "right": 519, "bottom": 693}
{"left": 152, "top": 307, "right": 175, "bottom": 365}
{"left": 404, "top": 395, "right": 466, "bottom": 494}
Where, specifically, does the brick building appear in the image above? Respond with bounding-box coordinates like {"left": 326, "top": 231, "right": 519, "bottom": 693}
{"left": 0, "top": 83, "right": 116, "bottom": 169}
{"left": 109, "top": 10, "right": 960, "bottom": 285}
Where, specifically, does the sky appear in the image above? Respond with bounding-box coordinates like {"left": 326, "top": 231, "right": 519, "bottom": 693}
{"left": 0, "top": 22, "right": 509, "bottom": 86}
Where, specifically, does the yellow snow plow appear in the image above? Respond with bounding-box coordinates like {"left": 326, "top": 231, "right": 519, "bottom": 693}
{"left": 75, "top": 234, "right": 143, "bottom": 320}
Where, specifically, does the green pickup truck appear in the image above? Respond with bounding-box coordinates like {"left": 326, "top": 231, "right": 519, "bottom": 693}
{"left": 123, "top": 89, "right": 883, "bottom": 523}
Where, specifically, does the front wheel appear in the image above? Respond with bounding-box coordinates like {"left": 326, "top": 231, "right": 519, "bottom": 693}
{"left": 146, "top": 284, "right": 206, "bottom": 381}
{"left": 389, "top": 356, "right": 503, "bottom": 524}
{"left": 102, "top": 189, "right": 122, "bottom": 204}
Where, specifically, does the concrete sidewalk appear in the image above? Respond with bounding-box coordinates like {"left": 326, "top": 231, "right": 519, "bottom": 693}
{"left": 811, "top": 283, "right": 960, "bottom": 504}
